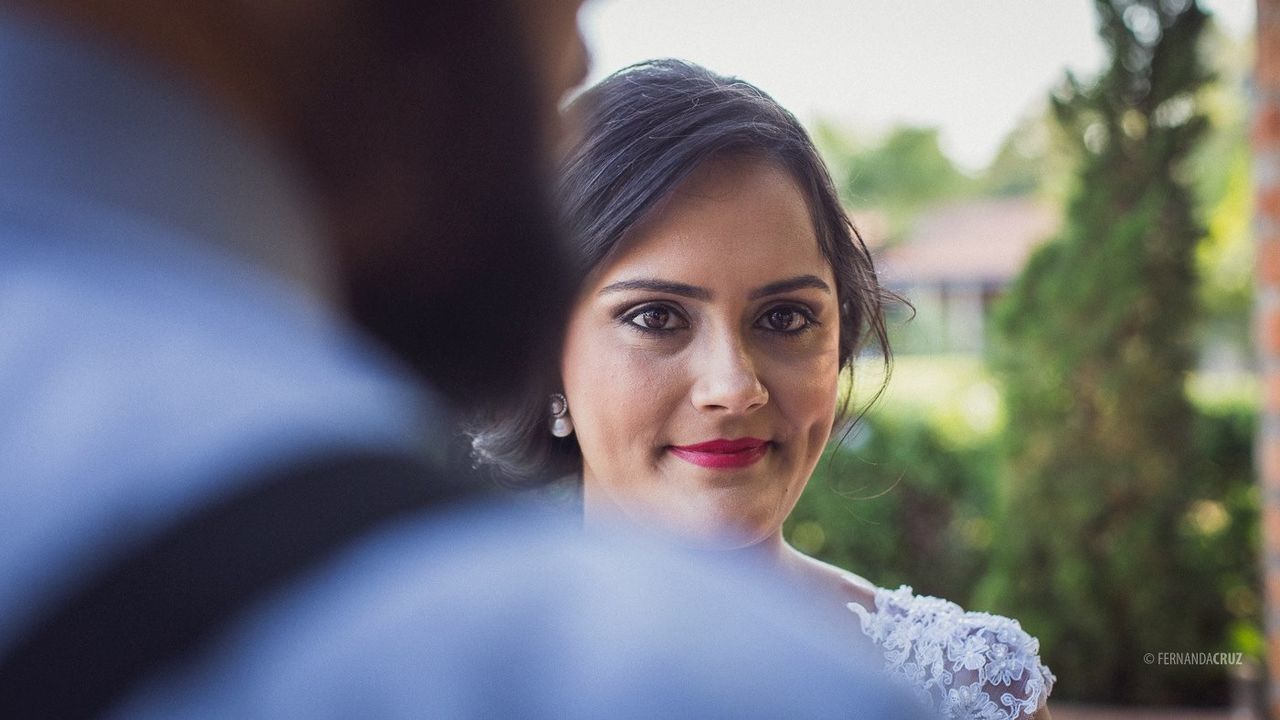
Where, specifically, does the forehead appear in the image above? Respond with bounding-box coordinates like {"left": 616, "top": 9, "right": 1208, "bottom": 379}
{"left": 592, "top": 155, "right": 830, "bottom": 288}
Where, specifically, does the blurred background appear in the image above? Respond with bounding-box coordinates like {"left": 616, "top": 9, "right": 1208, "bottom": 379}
{"left": 583, "top": 0, "right": 1260, "bottom": 715}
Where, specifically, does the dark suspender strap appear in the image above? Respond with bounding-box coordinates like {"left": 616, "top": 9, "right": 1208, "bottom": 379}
{"left": 0, "top": 452, "right": 472, "bottom": 720}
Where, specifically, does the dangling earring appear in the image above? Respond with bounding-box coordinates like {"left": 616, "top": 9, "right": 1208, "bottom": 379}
{"left": 549, "top": 392, "right": 574, "bottom": 438}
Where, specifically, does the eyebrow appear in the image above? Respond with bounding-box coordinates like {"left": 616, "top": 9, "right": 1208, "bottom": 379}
{"left": 599, "top": 279, "right": 712, "bottom": 300}
{"left": 598, "top": 274, "right": 831, "bottom": 301}
{"left": 747, "top": 274, "right": 832, "bottom": 300}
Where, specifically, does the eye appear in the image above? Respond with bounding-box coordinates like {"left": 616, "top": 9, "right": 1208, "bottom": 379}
{"left": 622, "top": 303, "right": 688, "bottom": 333}
{"left": 756, "top": 304, "right": 818, "bottom": 334}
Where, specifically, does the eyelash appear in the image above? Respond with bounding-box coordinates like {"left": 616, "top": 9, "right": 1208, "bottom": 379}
{"left": 616, "top": 302, "right": 821, "bottom": 337}
{"left": 759, "top": 304, "right": 821, "bottom": 335}
{"left": 616, "top": 303, "right": 687, "bottom": 336}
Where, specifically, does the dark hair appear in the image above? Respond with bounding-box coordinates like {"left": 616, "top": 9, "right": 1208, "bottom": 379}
{"left": 296, "top": 0, "right": 570, "bottom": 406}
{"left": 468, "top": 58, "right": 892, "bottom": 483}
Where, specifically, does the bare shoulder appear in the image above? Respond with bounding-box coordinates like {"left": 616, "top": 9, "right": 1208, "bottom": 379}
{"left": 785, "top": 549, "right": 877, "bottom": 609}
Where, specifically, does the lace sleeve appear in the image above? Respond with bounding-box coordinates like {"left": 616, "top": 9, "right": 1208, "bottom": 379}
{"left": 848, "top": 585, "right": 1055, "bottom": 720}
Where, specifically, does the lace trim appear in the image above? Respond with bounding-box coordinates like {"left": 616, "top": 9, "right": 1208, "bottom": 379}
{"left": 848, "top": 585, "right": 1055, "bottom": 720}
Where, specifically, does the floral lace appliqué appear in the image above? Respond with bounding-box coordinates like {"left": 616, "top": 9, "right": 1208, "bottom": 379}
{"left": 848, "top": 585, "right": 1055, "bottom": 720}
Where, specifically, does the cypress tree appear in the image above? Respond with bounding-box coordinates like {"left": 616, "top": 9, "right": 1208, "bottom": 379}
{"left": 985, "top": 0, "right": 1216, "bottom": 703}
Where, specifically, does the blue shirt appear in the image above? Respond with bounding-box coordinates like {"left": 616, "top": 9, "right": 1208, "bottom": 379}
{"left": 0, "top": 10, "right": 927, "bottom": 719}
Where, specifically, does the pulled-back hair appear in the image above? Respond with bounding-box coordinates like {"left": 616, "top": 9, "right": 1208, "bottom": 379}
{"left": 469, "top": 59, "right": 892, "bottom": 483}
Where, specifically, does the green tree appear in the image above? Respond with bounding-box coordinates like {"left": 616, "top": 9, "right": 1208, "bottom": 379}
{"left": 979, "top": 104, "right": 1077, "bottom": 200}
{"left": 983, "top": 0, "right": 1223, "bottom": 703}
{"left": 786, "top": 412, "right": 999, "bottom": 607}
{"left": 1191, "top": 23, "right": 1253, "bottom": 372}
{"left": 844, "top": 125, "right": 969, "bottom": 211}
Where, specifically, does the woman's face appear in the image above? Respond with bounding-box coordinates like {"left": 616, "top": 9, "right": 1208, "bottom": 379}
{"left": 560, "top": 155, "right": 842, "bottom": 549}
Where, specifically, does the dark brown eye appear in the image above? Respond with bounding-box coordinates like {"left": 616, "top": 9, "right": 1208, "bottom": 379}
{"left": 767, "top": 309, "right": 799, "bottom": 331}
{"left": 626, "top": 305, "right": 681, "bottom": 331}
{"left": 758, "top": 305, "right": 814, "bottom": 334}
{"left": 640, "top": 308, "right": 670, "bottom": 329}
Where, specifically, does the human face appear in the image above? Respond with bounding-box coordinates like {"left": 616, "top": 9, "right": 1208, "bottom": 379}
{"left": 561, "top": 156, "right": 842, "bottom": 549}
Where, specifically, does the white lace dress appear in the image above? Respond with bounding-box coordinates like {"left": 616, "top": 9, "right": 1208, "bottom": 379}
{"left": 848, "top": 584, "right": 1055, "bottom": 720}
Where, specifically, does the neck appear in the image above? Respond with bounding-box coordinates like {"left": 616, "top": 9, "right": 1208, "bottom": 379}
{"left": 713, "top": 532, "right": 828, "bottom": 590}
{"left": 581, "top": 491, "right": 810, "bottom": 575}
{"left": 707, "top": 529, "right": 797, "bottom": 570}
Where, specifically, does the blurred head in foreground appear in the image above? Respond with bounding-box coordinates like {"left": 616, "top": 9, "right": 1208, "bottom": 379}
{"left": 473, "top": 59, "right": 893, "bottom": 549}
{"left": 21, "top": 0, "right": 588, "bottom": 405}
{"left": 0, "top": 6, "right": 943, "bottom": 717}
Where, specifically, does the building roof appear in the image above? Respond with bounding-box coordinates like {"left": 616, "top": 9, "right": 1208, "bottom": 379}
{"left": 859, "top": 198, "right": 1060, "bottom": 288}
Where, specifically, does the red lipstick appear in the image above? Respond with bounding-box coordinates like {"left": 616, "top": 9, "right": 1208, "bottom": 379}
{"left": 669, "top": 438, "right": 769, "bottom": 469}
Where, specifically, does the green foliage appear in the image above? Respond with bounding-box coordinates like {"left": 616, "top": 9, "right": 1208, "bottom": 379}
{"left": 1183, "top": 401, "right": 1262, "bottom": 661}
{"left": 802, "top": 8, "right": 1255, "bottom": 705}
{"left": 1191, "top": 24, "right": 1253, "bottom": 369}
{"left": 813, "top": 123, "right": 974, "bottom": 236}
{"left": 979, "top": 105, "right": 1079, "bottom": 200}
{"left": 985, "top": 0, "right": 1232, "bottom": 704}
{"left": 843, "top": 126, "right": 970, "bottom": 209}
{"left": 788, "top": 399, "right": 1257, "bottom": 701}
{"left": 786, "top": 411, "right": 998, "bottom": 606}
{"left": 979, "top": 116, "right": 1047, "bottom": 198}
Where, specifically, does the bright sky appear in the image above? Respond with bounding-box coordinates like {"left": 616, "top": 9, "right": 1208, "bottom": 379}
{"left": 580, "top": 0, "right": 1254, "bottom": 172}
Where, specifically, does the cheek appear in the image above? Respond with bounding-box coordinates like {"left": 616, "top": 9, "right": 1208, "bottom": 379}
{"left": 560, "top": 324, "right": 684, "bottom": 465}
{"left": 767, "top": 343, "right": 842, "bottom": 449}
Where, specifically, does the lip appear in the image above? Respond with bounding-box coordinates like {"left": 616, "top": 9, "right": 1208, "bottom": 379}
{"left": 668, "top": 438, "right": 769, "bottom": 469}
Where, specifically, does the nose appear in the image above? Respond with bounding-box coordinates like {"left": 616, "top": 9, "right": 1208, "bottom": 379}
{"left": 689, "top": 333, "right": 768, "bottom": 415}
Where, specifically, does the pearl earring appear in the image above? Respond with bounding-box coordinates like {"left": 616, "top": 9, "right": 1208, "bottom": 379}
{"left": 549, "top": 392, "right": 574, "bottom": 438}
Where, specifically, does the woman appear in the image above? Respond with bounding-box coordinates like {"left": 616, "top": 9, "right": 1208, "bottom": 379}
{"left": 473, "top": 59, "right": 1054, "bottom": 720}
